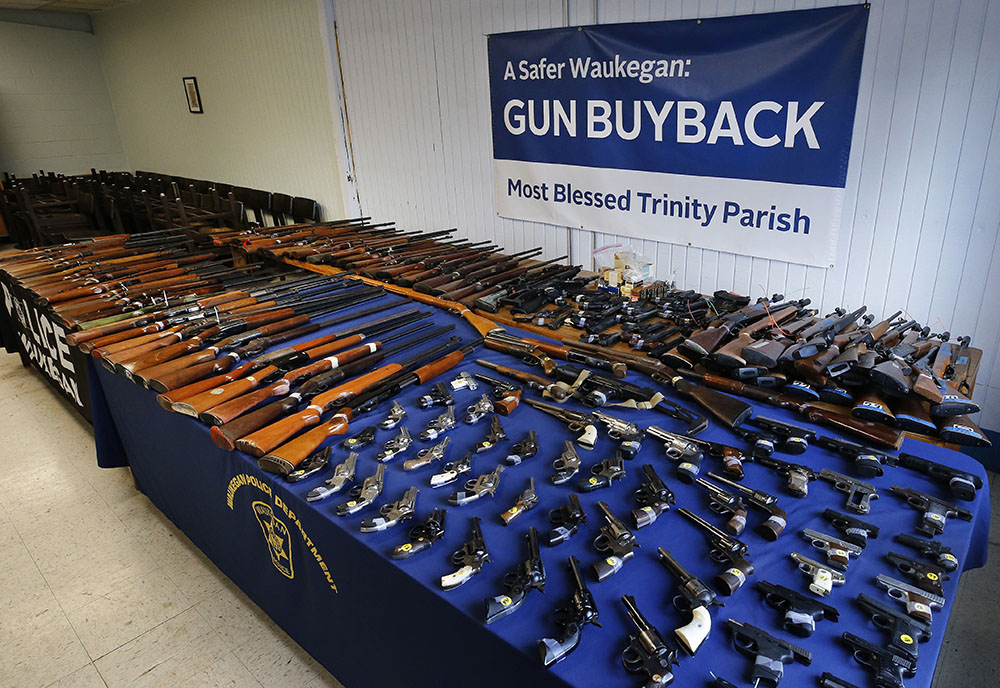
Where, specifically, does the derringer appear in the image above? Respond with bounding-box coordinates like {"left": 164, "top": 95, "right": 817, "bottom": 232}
{"left": 429, "top": 451, "right": 473, "bottom": 488}
{"left": 378, "top": 400, "right": 406, "bottom": 429}
{"left": 657, "top": 547, "right": 722, "bottom": 656}
{"left": 505, "top": 429, "right": 538, "bottom": 465}
{"left": 578, "top": 451, "right": 627, "bottom": 492}
{"left": 500, "top": 477, "right": 539, "bottom": 525}
{"left": 525, "top": 397, "right": 598, "bottom": 449}
{"left": 285, "top": 446, "right": 330, "bottom": 483}
{"left": 360, "top": 486, "right": 418, "bottom": 532}
{"left": 707, "top": 472, "right": 786, "bottom": 540}
{"left": 416, "top": 381, "right": 453, "bottom": 409}
{"left": 305, "top": 451, "right": 357, "bottom": 502}
{"left": 757, "top": 580, "right": 839, "bottom": 637}
{"left": 726, "top": 619, "right": 811, "bottom": 687}
{"left": 342, "top": 425, "right": 376, "bottom": 450}
{"left": 886, "top": 552, "right": 950, "bottom": 596}
{"left": 819, "top": 469, "right": 878, "bottom": 514}
{"left": 464, "top": 393, "right": 494, "bottom": 424}
{"left": 677, "top": 508, "right": 754, "bottom": 595}
{"left": 821, "top": 509, "right": 880, "bottom": 548}
{"left": 375, "top": 426, "right": 412, "bottom": 462}
{"left": 335, "top": 463, "right": 385, "bottom": 516}
{"left": 801, "top": 529, "right": 862, "bottom": 570}
{"left": 552, "top": 440, "right": 582, "bottom": 485}
{"left": 538, "top": 556, "right": 600, "bottom": 666}
{"left": 441, "top": 516, "right": 489, "bottom": 590}
{"left": 889, "top": 485, "right": 972, "bottom": 536}
{"left": 419, "top": 406, "right": 456, "bottom": 440}
{"left": 591, "top": 409, "right": 643, "bottom": 458}
{"left": 592, "top": 501, "right": 639, "bottom": 581}
{"left": 621, "top": 595, "right": 680, "bottom": 688}
{"left": 474, "top": 415, "right": 507, "bottom": 453}
{"left": 645, "top": 426, "right": 704, "bottom": 483}
{"left": 485, "top": 527, "right": 546, "bottom": 624}
{"left": 895, "top": 533, "right": 958, "bottom": 572}
{"left": 815, "top": 435, "right": 887, "bottom": 478}
{"left": 547, "top": 493, "right": 586, "bottom": 545}
{"left": 855, "top": 593, "right": 930, "bottom": 663}
{"left": 756, "top": 455, "right": 817, "bottom": 497}
{"left": 876, "top": 574, "right": 945, "bottom": 624}
{"left": 840, "top": 632, "right": 915, "bottom": 688}
{"left": 449, "top": 464, "right": 505, "bottom": 506}
{"left": 391, "top": 508, "right": 445, "bottom": 560}
{"left": 790, "top": 552, "right": 845, "bottom": 597}
{"left": 402, "top": 436, "right": 450, "bottom": 471}
{"left": 632, "top": 465, "right": 675, "bottom": 529}
{"left": 888, "top": 452, "right": 982, "bottom": 501}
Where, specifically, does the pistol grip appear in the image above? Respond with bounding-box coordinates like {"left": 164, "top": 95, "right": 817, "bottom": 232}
{"left": 675, "top": 605, "right": 711, "bottom": 655}
{"left": 577, "top": 424, "right": 598, "bottom": 449}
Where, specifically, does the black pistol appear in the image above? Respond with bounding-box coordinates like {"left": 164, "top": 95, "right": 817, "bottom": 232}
{"left": 538, "top": 556, "right": 600, "bottom": 667}
{"left": 756, "top": 580, "right": 839, "bottom": 637}
{"left": 726, "top": 619, "right": 811, "bottom": 687}
{"left": 485, "top": 526, "right": 545, "bottom": 624}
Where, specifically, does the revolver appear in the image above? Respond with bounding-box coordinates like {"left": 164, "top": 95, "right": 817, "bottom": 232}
{"left": 429, "top": 451, "right": 473, "bottom": 488}
{"left": 538, "top": 556, "right": 600, "bottom": 666}
{"left": 419, "top": 406, "right": 456, "bottom": 441}
{"left": 500, "top": 477, "right": 538, "bottom": 525}
{"left": 449, "top": 464, "right": 505, "bottom": 506}
{"left": 375, "top": 426, "right": 412, "bottom": 462}
{"left": 485, "top": 526, "right": 545, "bottom": 624}
{"left": 819, "top": 469, "right": 878, "bottom": 514}
{"left": 657, "top": 547, "right": 722, "bottom": 656}
{"left": 815, "top": 435, "right": 887, "bottom": 478}
{"left": 895, "top": 533, "right": 958, "bottom": 572}
{"left": 822, "top": 509, "right": 880, "bottom": 548}
{"left": 592, "top": 409, "right": 643, "bottom": 458}
{"left": 342, "top": 425, "right": 376, "bottom": 451}
{"left": 525, "top": 398, "right": 598, "bottom": 449}
{"left": 790, "top": 552, "right": 845, "bottom": 597}
{"left": 592, "top": 501, "right": 639, "bottom": 581}
{"left": 505, "top": 429, "right": 538, "bottom": 465}
{"left": 552, "top": 440, "right": 582, "bottom": 485}
{"left": 677, "top": 508, "right": 754, "bottom": 595}
{"left": 403, "top": 436, "right": 450, "bottom": 471}
{"left": 547, "top": 493, "right": 586, "bottom": 545}
{"left": 876, "top": 574, "right": 945, "bottom": 624}
{"left": 305, "top": 451, "right": 358, "bottom": 502}
{"left": 464, "top": 393, "right": 494, "bottom": 424}
{"left": 886, "top": 552, "right": 949, "bottom": 596}
{"left": 801, "top": 529, "right": 863, "bottom": 570}
{"left": 441, "top": 516, "right": 489, "bottom": 590}
{"left": 856, "top": 593, "right": 931, "bottom": 663}
{"left": 840, "top": 632, "right": 915, "bottom": 688}
{"left": 391, "top": 508, "right": 445, "bottom": 560}
{"left": 621, "top": 594, "right": 679, "bottom": 688}
{"left": 360, "top": 486, "right": 418, "bottom": 532}
{"left": 416, "top": 381, "right": 453, "bottom": 409}
{"left": 335, "top": 463, "right": 385, "bottom": 516}
{"left": 756, "top": 580, "right": 840, "bottom": 637}
{"left": 472, "top": 372, "right": 524, "bottom": 414}
{"left": 695, "top": 476, "right": 749, "bottom": 536}
{"left": 474, "top": 415, "right": 507, "bottom": 453}
{"left": 578, "top": 451, "right": 626, "bottom": 492}
{"left": 707, "top": 472, "right": 786, "bottom": 540}
{"left": 286, "top": 446, "right": 330, "bottom": 483}
{"left": 889, "top": 485, "right": 972, "bottom": 536}
{"left": 645, "top": 426, "right": 704, "bottom": 483}
{"left": 378, "top": 400, "right": 406, "bottom": 429}
{"left": 726, "top": 619, "right": 812, "bottom": 687}
{"left": 632, "top": 464, "right": 675, "bottom": 529}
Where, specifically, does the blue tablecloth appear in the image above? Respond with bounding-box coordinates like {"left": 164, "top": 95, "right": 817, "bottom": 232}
{"left": 89, "top": 297, "right": 990, "bottom": 688}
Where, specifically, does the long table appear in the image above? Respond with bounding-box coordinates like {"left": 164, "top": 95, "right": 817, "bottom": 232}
{"left": 89, "top": 296, "right": 990, "bottom": 688}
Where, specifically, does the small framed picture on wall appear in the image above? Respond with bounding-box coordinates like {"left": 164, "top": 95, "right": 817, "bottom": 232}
{"left": 183, "top": 76, "right": 203, "bottom": 114}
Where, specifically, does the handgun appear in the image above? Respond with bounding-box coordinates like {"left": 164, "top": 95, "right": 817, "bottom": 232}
{"left": 840, "top": 632, "right": 915, "bottom": 688}
{"left": 801, "top": 529, "right": 862, "bottom": 570}
{"left": 538, "top": 556, "right": 600, "bottom": 666}
{"left": 403, "top": 436, "right": 450, "bottom": 471}
{"left": 889, "top": 485, "right": 973, "bottom": 536}
{"left": 449, "top": 464, "right": 505, "bottom": 506}
{"left": 474, "top": 415, "right": 507, "bottom": 453}
{"left": 632, "top": 464, "right": 675, "bottom": 529}
{"left": 500, "top": 477, "right": 539, "bottom": 525}
{"left": 815, "top": 435, "right": 887, "bottom": 478}
{"left": 592, "top": 501, "right": 639, "bottom": 581}
{"left": 657, "top": 547, "right": 722, "bottom": 655}
{"left": 463, "top": 393, "right": 494, "bottom": 424}
{"left": 819, "top": 469, "right": 878, "bottom": 514}
{"left": 621, "top": 595, "right": 679, "bottom": 688}
{"left": 579, "top": 451, "right": 627, "bottom": 492}
{"left": 525, "top": 397, "right": 598, "bottom": 449}
{"left": 677, "top": 508, "right": 753, "bottom": 595}
{"left": 441, "top": 516, "right": 489, "bottom": 590}
{"left": 855, "top": 593, "right": 930, "bottom": 663}
{"left": 756, "top": 580, "right": 839, "bottom": 637}
{"left": 790, "top": 552, "right": 845, "bottom": 597}
{"left": 547, "top": 493, "right": 586, "bottom": 546}
{"left": 552, "top": 440, "right": 582, "bottom": 485}
{"left": 886, "top": 452, "right": 982, "bottom": 501}
{"left": 391, "top": 508, "right": 445, "bottom": 560}
{"left": 876, "top": 574, "right": 945, "bottom": 623}
{"left": 429, "top": 451, "right": 472, "bottom": 488}
{"left": 726, "top": 619, "right": 811, "bottom": 687}
{"left": 756, "top": 455, "right": 818, "bottom": 497}
{"left": 360, "top": 485, "right": 418, "bottom": 532}
{"left": 305, "top": 451, "right": 357, "bottom": 502}
{"left": 708, "top": 472, "right": 787, "bottom": 540}
{"left": 506, "top": 429, "right": 538, "bottom": 465}
{"left": 645, "top": 426, "right": 704, "bottom": 483}
{"left": 886, "top": 551, "right": 949, "bottom": 596}
{"left": 821, "top": 509, "right": 879, "bottom": 548}
{"left": 485, "top": 527, "right": 545, "bottom": 623}
{"left": 335, "top": 463, "right": 385, "bottom": 516}
{"left": 894, "top": 533, "right": 958, "bottom": 572}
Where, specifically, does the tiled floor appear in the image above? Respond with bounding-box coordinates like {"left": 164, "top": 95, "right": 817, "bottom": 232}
{"left": 0, "top": 354, "right": 342, "bottom": 688}
{"left": 0, "top": 353, "right": 995, "bottom": 688}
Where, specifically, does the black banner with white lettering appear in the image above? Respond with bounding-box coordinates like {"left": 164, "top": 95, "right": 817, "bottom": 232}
{"left": 0, "top": 273, "right": 91, "bottom": 421}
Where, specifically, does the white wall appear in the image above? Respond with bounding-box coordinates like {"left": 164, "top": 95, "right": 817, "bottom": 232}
{"left": 93, "top": 0, "right": 350, "bottom": 219}
{"left": 333, "top": 0, "right": 1000, "bottom": 432}
{"left": 0, "top": 21, "right": 128, "bottom": 176}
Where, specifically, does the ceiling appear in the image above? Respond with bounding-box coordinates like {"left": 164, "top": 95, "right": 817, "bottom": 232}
{"left": 0, "top": 0, "right": 131, "bottom": 12}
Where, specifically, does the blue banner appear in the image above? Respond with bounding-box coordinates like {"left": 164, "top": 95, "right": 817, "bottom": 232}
{"left": 487, "top": 6, "right": 869, "bottom": 267}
